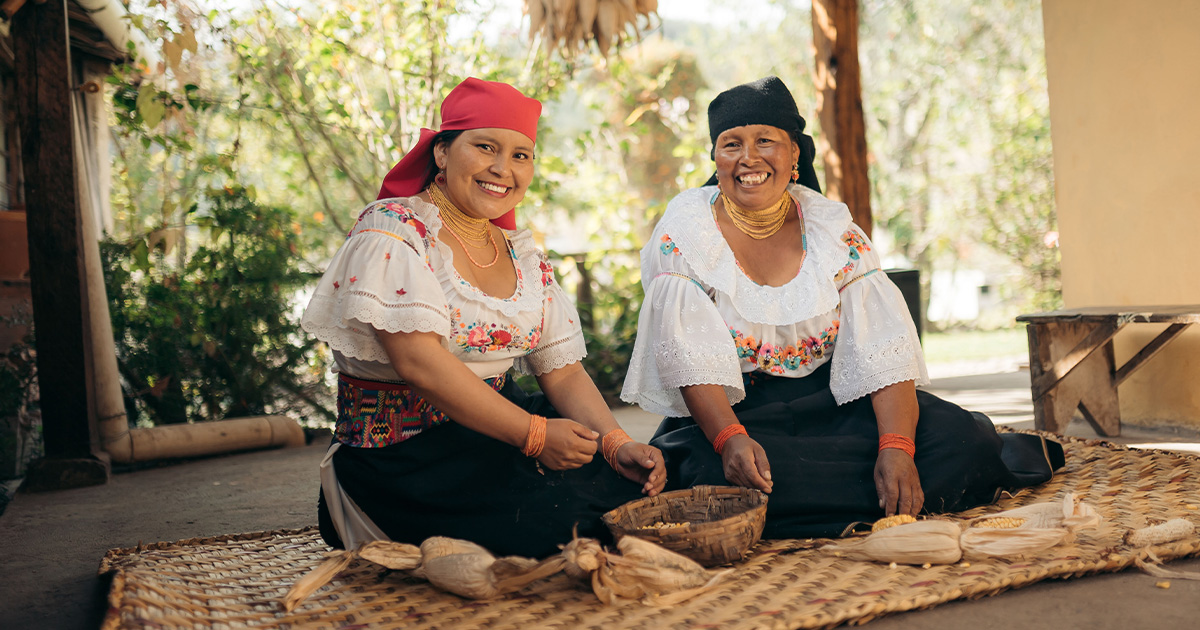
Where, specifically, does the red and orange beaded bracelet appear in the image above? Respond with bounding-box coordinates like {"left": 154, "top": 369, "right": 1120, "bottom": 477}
{"left": 712, "top": 423, "right": 748, "bottom": 455}
{"left": 601, "top": 428, "right": 634, "bottom": 468}
{"left": 878, "top": 432, "right": 916, "bottom": 458}
{"left": 522, "top": 414, "right": 547, "bottom": 458}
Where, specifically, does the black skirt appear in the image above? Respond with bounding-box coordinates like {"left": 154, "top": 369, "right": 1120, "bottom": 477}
{"left": 318, "top": 378, "right": 645, "bottom": 558}
{"left": 649, "top": 362, "right": 1064, "bottom": 539}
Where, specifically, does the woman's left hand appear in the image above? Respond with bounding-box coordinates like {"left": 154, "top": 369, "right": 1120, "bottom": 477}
{"left": 612, "top": 442, "right": 667, "bottom": 496}
{"left": 874, "top": 449, "right": 924, "bottom": 516}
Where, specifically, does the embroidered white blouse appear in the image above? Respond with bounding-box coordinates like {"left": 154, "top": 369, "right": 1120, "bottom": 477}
{"left": 301, "top": 196, "right": 587, "bottom": 382}
{"left": 620, "top": 184, "right": 929, "bottom": 417}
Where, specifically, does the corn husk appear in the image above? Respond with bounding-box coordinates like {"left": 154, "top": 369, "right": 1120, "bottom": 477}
{"left": 283, "top": 534, "right": 730, "bottom": 610}
{"left": 569, "top": 536, "right": 733, "bottom": 605}
{"left": 281, "top": 540, "right": 423, "bottom": 611}
{"left": 523, "top": 0, "right": 659, "bottom": 58}
{"left": 357, "top": 540, "right": 423, "bottom": 569}
{"left": 1136, "top": 549, "right": 1200, "bottom": 581}
{"left": 959, "top": 492, "right": 1101, "bottom": 560}
{"left": 835, "top": 520, "right": 964, "bottom": 565}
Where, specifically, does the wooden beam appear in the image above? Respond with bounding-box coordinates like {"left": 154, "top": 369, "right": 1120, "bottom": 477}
{"left": 812, "top": 0, "right": 872, "bottom": 238}
{"left": 1113, "top": 322, "right": 1191, "bottom": 387}
{"left": 1029, "top": 320, "right": 1121, "bottom": 400}
{"left": 13, "top": 0, "right": 108, "bottom": 489}
{"left": 0, "top": 0, "right": 28, "bottom": 21}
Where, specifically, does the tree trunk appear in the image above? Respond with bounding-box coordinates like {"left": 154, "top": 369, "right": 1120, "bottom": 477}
{"left": 812, "top": 0, "right": 873, "bottom": 237}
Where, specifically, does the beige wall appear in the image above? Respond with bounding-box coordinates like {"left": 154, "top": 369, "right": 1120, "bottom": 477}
{"left": 1043, "top": 0, "right": 1200, "bottom": 428}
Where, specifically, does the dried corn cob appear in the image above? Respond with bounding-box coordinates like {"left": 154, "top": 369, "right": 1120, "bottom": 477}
{"left": 837, "top": 520, "right": 963, "bottom": 565}
{"left": 871, "top": 514, "right": 917, "bottom": 532}
{"left": 1124, "top": 519, "right": 1196, "bottom": 547}
{"left": 972, "top": 517, "right": 1028, "bottom": 529}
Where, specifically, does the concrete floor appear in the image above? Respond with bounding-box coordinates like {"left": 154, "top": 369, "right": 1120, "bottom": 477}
{"left": 2, "top": 367, "right": 1199, "bottom": 630}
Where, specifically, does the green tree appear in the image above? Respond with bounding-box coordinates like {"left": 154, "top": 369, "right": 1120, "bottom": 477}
{"left": 104, "top": 185, "right": 332, "bottom": 425}
{"left": 856, "top": 0, "right": 1059, "bottom": 322}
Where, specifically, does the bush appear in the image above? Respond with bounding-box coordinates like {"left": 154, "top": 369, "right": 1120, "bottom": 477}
{"left": 103, "top": 185, "right": 333, "bottom": 426}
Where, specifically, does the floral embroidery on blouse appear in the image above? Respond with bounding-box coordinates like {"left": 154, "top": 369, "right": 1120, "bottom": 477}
{"left": 730, "top": 320, "right": 840, "bottom": 374}
{"left": 451, "top": 308, "right": 542, "bottom": 354}
{"left": 348, "top": 202, "right": 431, "bottom": 242}
{"left": 834, "top": 229, "right": 872, "bottom": 282}
{"left": 659, "top": 234, "right": 681, "bottom": 256}
{"left": 539, "top": 259, "right": 556, "bottom": 288}
{"left": 377, "top": 202, "right": 429, "bottom": 239}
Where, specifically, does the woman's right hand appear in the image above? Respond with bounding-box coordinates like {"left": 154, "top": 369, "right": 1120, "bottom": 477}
{"left": 721, "top": 434, "right": 773, "bottom": 493}
{"left": 536, "top": 419, "right": 599, "bottom": 470}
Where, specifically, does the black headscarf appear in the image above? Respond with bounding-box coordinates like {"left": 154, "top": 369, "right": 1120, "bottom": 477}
{"left": 703, "top": 76, "right": 821, "bottom": 193}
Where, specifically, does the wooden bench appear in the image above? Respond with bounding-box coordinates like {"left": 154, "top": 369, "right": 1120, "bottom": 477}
{"left": 1016, "top": 305, "right": 1200, "bottom": 436}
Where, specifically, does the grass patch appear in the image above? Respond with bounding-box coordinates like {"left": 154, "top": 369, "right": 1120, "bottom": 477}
{"left": 922, "top": 328, "right": 1028, "bottom": 364}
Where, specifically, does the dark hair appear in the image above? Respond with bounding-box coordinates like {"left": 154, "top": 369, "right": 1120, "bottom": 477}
{"left": 433, "top": 129, "right": 465, "bottom": 150}
{"left": 423, "top": 129, "right": 466, "bottom": 189}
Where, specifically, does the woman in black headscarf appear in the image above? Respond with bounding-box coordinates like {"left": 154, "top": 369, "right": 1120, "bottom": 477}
{"left": 621, "top": 76, "right": 1062, "bottom": 538}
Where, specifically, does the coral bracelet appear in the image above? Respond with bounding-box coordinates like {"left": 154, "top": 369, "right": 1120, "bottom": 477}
{"left": 601, "top": 428, "right": 634, "bottom": 469}
{"left": 713, "top": 424, "right": 748, "bottom": 455}
{"left": 522, "top": 414, "right": 547, "bottom": 458}
{"left": 878, "top": 433, "right": 916, "bottom": 458}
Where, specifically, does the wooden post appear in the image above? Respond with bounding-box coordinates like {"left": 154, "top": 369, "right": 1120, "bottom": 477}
{"left": 13, "top": 0, "right": 110, "bottom": 490}
{"left": 812, "top": 0, "right": 873, "bottom": 238}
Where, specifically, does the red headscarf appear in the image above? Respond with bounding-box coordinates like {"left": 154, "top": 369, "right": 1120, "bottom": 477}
{"left": 376, "top": 78, "right": 542, "bottom": 230}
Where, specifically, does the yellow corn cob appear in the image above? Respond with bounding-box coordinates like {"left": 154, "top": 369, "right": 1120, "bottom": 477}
{"left": 871, "top": 514, "right": 917, "bottom": 532}
{"left": 1124, "top": 519, "right": 1196, "bottom": 547}
{"left": 972, "top": 517, "right": 1028, "bottom": 529}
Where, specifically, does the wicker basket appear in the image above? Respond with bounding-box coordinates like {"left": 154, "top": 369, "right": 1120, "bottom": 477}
{"left": 602, "top": 485, "right": 768, "bottom": 567}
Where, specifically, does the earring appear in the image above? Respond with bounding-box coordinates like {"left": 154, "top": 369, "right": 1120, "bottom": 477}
{"left": 435, "top": 170, "right": 447, "bottom": 186}
{"left": 791, "top": 163, "right": 800, "bottom": 182}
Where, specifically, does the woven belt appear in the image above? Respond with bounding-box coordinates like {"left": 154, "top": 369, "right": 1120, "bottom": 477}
{"left": 335, "top": 372, "right": 507, "bottom": 447}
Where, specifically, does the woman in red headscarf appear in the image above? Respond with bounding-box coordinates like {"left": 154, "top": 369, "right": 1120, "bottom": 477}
{"left": 301, "top": 78, "right": 665, "bottom": 557}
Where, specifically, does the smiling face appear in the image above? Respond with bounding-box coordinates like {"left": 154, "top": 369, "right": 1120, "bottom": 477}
{"left": 433, "top": 128, "right": 536, "bottom": 221}
{"left": 714, "top": 124, "right": 800, "bottom": 211}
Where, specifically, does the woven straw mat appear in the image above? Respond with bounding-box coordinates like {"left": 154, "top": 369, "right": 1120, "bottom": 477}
{"left": 98, "top": 431, "right": 1200, "bottom": 630}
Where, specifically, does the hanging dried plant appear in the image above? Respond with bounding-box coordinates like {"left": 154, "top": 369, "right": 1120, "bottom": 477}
{"left": 524, "top": 0, "right": 660, "bottom": 58}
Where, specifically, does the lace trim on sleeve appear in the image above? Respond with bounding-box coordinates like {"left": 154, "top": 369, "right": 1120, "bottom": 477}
{"left": 514, "top": 331, "right": 587, "bottom": 376}
{"left": 302, "top": 293, "right": 449, "bottom": 363}
{"left": 830, "top": 333, "right": 928, "bottom": 404}
{"left": 619, "top": 267, "right": 745, "bottom": 417}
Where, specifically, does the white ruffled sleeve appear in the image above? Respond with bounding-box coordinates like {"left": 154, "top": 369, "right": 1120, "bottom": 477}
{"left": 514, "top": 277, "right": 588, "bottom": 376}
{"left": 301, "top": 202, "right": 450, "bottom": 364}
{"left": 620, "top": 235, "right": 744, "bottom": 417}
{"left": 829, "top": 224, "right": 930, "bottom": 404}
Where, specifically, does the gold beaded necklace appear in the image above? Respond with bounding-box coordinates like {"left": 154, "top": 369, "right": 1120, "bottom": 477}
{"left": 428, "top": 183, "right": 502, "bottom": 268}
{"left": 717, "top": 189, "right": 795, "bottom": 240}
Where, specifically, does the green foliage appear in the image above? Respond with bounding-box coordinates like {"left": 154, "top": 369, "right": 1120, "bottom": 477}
{"left": 560, "top": 252, "right": 645, "bottom": 405}
{"left": 922, "top": 327, "right": 1028, "bottom": 364}
{"left": 0, "top": 314, "right": 36, "bottom": 420}
{"left": 858, "top": 0, "right": 1060, "bottom": 316}
{"left": 103, "top": 185, "right": 332, "bottom": 425}
{"left": 0, "top": 317, "right": 41, "bottom": 479}
{"left": 219, "top": 1, "right": 574, "bottom": 247}
{"left": 975, "top": 66, "right": 1061, "bottom": 313}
